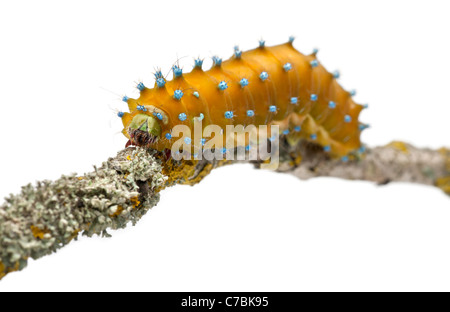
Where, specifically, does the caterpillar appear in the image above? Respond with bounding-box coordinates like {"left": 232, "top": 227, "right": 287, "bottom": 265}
{"left": 118, "top": 37, "right": 367, "bottom": 159}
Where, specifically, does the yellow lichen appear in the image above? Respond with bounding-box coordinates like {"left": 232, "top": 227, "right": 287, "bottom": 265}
{"left": 387, "top": 141, "right": 409, "bottom": 154}
{"left": 0, "top": 260, "right": 20, "bottom": 281}
{"left": 435, "top": 148, "right": 450, "bottom": 195}
{"left": 109, "top": 198, "right": 140, "bottom": 218}
{"left": 436, "top": 176, "right": 450, "bottom": 195}
{"left": 110, "top": 205, "right": 124, "bottom": 217}
{"left": 30, "top": 225, "right": 50, "bottom": 240}
{"left": 0, "top": 262, "right": 4, "bottom": 280}
{"left": 288, "top": 154, "right": 302, "bottom": 167}
{"left": 68, "top": 229, "right": 80, "bottom": 242}
{"left": 130, "top": 196, "right": 141, "bottom": 208}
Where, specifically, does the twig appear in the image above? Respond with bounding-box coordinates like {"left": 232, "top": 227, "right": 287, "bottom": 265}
{"left": 0, "top": 141, "right": 449, "bottom": 280}
{"left": 276, "top": 140, "right": 450, "bottom": 189}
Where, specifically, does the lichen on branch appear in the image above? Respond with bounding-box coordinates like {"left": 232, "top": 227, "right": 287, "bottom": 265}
{"left": 0, "top": 147, "right": 166, "bottom": 280}
{"left": 277, "top": 140, "right": 450, "bottom": 191}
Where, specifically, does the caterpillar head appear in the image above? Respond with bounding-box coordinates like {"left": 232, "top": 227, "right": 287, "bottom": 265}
{"left": 128, "top": 114, "right": 161, "bottom": 147}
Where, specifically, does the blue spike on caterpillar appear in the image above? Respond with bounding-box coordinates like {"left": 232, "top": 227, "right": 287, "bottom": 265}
{"left": 118, "top": 38, "right": 367, "bottom": 158}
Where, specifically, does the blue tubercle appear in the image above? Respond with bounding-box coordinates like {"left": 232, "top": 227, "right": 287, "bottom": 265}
{"left": 310, "top": 60, "right": 319, "bottom": 68}
{"left": 310, "top": 133, "right": 317, "bottom": 140}
{"left": 269, "top": 105, "right": 277, "bottom": 113}
{"left": 283, "top": 63, "right": 292, "bottom": 72}
{"left": 323, "top": 145, "right": 331, "bottom": 152}
{"left": 344, "top": 115, "right": 352, "bottom": 123}
{"left": 294, "top": 126, "right": 301, "bottom": 132}
{"left": 200, "top": 138, "right": 206, "bottom": 146}
{"left": 117, "top": 112, "right": 124, "bottom": 118}
{"left": 156, "top": 113, "right": 163, "bottom": 121}
{"left": 193, "top": 91, "right": 200, "bottom": 98}
{"left": 137, "top": 105, "right": 147, "bottom": 112}
{"left": 156, "top": 78, "right": 165, "bottom": 88}
{"left": 350, "top": 89, "right": 356, "bottom": 96}
{"left": 247, "top": 110, "right": 255, "bottom": 117}
{"left": 178, "top": 113, "right": 187, "bottom": 121}
{"left": 259, "top": 39, "right": 265, "bottom": 48}
{"left": 224, "top": 111, "right": 234, "bottom": 119}
{"left": 137, "top": 82, "right": 145, "bottom": 91}
{"left": 289, "top": 36, "right": 295, "bottom": 43}
{"left": 363, "top": 103, "right": 369, "bottom": 109}
{"left": 174, "top": 89, "right": 184, "bottom": 100}
{"left": 282, "top": 129, "right": 290, "bottom": 135}
{"left": 154, "top": 70, "right": 163, "bottom": 79}
{"left": 260, "top": 71, "right": 269, "bottom": 81}
{"left": 222, "top": 147, "right": 227, "bottom": 154}
{"left": 245, "top": 145, "right": 251, "bottom": 151}
{"left": 239, "top": 78, "right": 249, "bottom": 87}
{"left": 359, "top": 124, "right": 370, "bottom": 131}
{"left": 359, "top": 146, "right": 366, "bottom": 153}
{"left": 198, "top": 113, "right": 204, "bottom": 121}
{"left": 212, "top": 56, "right": 222, "bottom": 66}
{"left": 165, "top": 133, "right": 172, "bottom": 140}
{"left": 341, "top": 155, "right": 349, "bottom": 163}
{"left": 290, "top": 97, "right": 298, "bottom": 104}
{"left": 328, "top": 101, "right": 336, "bottom": 109}
{"left": 194, "top": 58, "right": 203, "bottom": 68}
{"left": 310, "top": 94, "right": 318, "bottom": 101}
{"left": 234, "top": 46, "right": 242, "bottom": 58}
{"left": 122, "top": 96, "right": 129, "bottom": 102}
{"left": 312, "top": 48, "right": 319, "bottom": 55}
{"left": 218, "top": 81, "right": 228, "bottom": 91}
{"left": 333, "top": 70, "right": 340, "bottom": 79}
{"left": 172, "top": 65, "right": 182, "bottom": 78}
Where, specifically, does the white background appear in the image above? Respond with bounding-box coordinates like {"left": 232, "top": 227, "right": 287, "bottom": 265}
{"left": 1, "top": 0, "right": 450, "bottom": 291}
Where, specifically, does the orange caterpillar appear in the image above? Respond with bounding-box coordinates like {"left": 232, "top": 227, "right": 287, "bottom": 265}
{"left": 118, "top": 38, "right": 367, "bottom": 159}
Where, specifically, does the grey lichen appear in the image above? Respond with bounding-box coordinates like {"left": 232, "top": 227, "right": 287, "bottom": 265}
{"left": 276, "top": 140, "right": 450, "bottom": 191}
{"left": 0, "top": 147, "right": 166, "bottom": 276}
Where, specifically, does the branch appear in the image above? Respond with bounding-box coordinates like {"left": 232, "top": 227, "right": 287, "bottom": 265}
{"left": 276, "top": 140, "right": 450, "bottom": 189}
{"left": 0, "top": 148, "right": 167, "bottom": 279}
{"left": 1, "top": 141, "right": 449, "bottom": 280}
